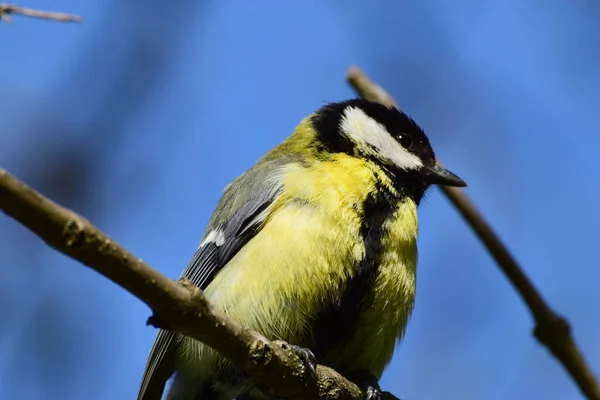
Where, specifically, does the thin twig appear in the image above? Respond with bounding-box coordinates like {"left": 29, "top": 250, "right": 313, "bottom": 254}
{"left": 347, "top": 65, "right": 600, "bottom": 400}
{"left": 0, "top": 3, "right": 82, "bottom": 23}
{"left": 0, "top": 169, "right": 398, "bottom": 400}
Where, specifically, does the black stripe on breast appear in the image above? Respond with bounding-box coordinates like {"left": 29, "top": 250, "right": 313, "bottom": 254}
{"left": 310, "top": 181, "right": 397, "bottom": 359}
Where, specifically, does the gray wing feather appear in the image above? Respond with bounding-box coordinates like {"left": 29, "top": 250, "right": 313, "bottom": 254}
{"left": 137, "top": 330, "right": 177, "bottom": 400}
{"left": 137, "top": 157, "right": 294, "bottom": 400}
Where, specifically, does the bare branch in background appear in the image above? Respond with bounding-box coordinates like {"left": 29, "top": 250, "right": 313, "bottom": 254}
{"left": 0, "top": 169, "right": 399, "bottom": 400}
{"left": 346, "top": 65, "right": 600, "bottom": 400}
{"left": 0, "top": 3, "right": 82, "bottom": 23}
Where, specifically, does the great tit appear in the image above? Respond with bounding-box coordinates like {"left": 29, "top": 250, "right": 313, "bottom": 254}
{"left": 137, "top": 99, "right": 466, "bottom": 400}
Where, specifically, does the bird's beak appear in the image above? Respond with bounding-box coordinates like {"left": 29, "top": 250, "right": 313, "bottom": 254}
{"left": 424, "top": 164, "right": 467, "bottom": 187}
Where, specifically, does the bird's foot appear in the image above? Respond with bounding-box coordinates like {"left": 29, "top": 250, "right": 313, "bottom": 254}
{"left": 290, "top": 344, "right": 318, "bottom": 378}
{"left": 347, "top": 371, "right": 383, "bottom": 400}
{"left": 272, "top": 341, "right": 318, "bottom": 380}
{"left": 365, "top": 383, "right": 382, "bottom": 400}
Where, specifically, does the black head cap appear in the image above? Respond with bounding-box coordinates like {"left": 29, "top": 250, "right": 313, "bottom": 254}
{"left": 312, "top": 99, "right": 434, "bottom": 166}
{"left": 311, "top": 99, "right": 466, "bottom": 191}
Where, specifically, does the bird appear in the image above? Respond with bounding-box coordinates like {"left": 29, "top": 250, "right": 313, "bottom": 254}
{"left": 137, "top": 99, "right": 466, "bottom": 400}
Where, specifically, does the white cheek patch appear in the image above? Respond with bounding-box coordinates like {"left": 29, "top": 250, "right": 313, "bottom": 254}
{"left": 200, "top": 229, "right": 225, "bottom": 247}
{"left": 340, "top": 106, "right": 423, "bottom": 171}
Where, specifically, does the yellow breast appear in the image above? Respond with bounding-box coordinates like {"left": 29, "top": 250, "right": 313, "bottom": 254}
{"left": 368, "top": 199, "right": 418, "bottom": 375}
{"left": 321, "top": 198, "right": 418, "bottom": 378}
{"left": 179, "top": 153, "right": 419, "bottom": 380}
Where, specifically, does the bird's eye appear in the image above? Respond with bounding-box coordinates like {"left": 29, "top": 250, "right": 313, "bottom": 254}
{"left": 398, "top": 134, "right": 413, "bottom": 149}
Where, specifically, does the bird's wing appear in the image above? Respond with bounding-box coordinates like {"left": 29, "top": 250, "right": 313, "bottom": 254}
{"left": 137, "top": 329, "right": 176, "bottom": 400}
{"left": 137, "top": 157, "right": 291, "bottom": 400}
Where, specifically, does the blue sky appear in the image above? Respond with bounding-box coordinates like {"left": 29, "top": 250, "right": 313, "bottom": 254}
{"left": 1, "top": 1, "right": 599, "bottom": 399}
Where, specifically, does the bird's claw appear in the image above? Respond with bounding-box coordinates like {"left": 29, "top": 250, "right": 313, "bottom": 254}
{"left": 290, "top": 344, "right": 318, "bottom": 378}
{"left": 347, "top": 371, "right": 383, "bottom": 400}
{"left": 365, "top": 383, "right": 382, "bottom": 400}
{"left": 272, "top": 340, "right": 318, "bottom": 380}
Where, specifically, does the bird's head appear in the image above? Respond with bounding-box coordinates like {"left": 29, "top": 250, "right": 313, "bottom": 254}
{"left": 310, "top": 99, "right": 466, "bottom": 199}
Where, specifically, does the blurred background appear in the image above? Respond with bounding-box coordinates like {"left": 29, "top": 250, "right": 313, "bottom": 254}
{"left": 1, "top": 0, "right": 599, "bottom": 399}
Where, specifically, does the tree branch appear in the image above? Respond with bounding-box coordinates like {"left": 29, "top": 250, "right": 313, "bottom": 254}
{"left": 0, "top": 3, "right": 82, "bottom": 23}
{"left": 346, "top": 65, "right": 600, "bottom": 400}
{"left": 0, "top": 168, "right": 400, "bottom": 399}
